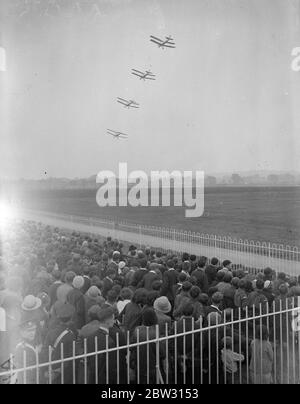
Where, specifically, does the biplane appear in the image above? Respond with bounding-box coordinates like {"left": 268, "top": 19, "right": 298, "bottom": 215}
{"left": 150, "top": 35, "right": 176, "bottom": 49}
{"left": 107, "top": 129, "right": 129, "bottom": 139}
{"left": 117, "top": 97, "right": 139, "bottom": 109}
{"left": 131, "top": 69, "right": 156, "bottom": 81}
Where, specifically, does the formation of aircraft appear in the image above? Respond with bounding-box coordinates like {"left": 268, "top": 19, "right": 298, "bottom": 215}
{"left": 131, "top": 69, "right": 156, "bottom": 81}
{"left": 150, "top": 35, "right": 176, "bottom": 49}
{"left": 106, "top": 129, "right": 128, "bottom": 139}
{"left": 117, "top": 97, "right": 139, "bottom": 109}
{"left": 108, "top": 34, "right": 175, "bottom": 140}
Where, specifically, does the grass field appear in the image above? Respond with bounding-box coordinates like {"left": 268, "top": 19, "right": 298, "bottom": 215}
{"left": 11, "top": 186, "right": 300, "bottom": 246}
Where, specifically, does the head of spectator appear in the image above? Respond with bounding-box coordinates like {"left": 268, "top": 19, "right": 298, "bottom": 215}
{"left": 120, "top": 287, "right": 133, "bottom": 301}
{"left": 190, "top": 286, "right": 201, "bottom": 300}
{"left": 19, "top": 320, "right": 37, "bottom": 343}
{"left": 279, "top": 284, "right": 289, "bottom": 297}
{"left": 199, "top": 256, "right": 208, "bottom": 268}
{"left": 65, "top": 271, "right": 76, "bottom": 285}
{"left": 97, "top": 307, "right": 115, "bottom": 330}
{"left": 236, "top": 268, "right": 245, "bottom": 279}
{"left": 73, "top": 275, "right": 84, "bottom": 290}
{"left": 190, "top": 254, "right": 197, "bottom": 263}
{"left": 189, "top": 276, "right": 197, "bottom": 285}
{"left": 112, "top": 251, "right": 120, "bottom": 262}
{"left": 141, "top": 308, "right": 158, "bottom": 327}
{"left": 278, "top": 272, "right": 287, "bottom": 282}
{"left": 211, "top": 292, "right": 223, "bottom": 307}
{"left": 182, "top": 260, "right": 191, "bottom": 274}
{"left": 264, "top": 267, "right": 273, "bottom": 281}
{"left": 146, "top": 291, "right": 160, "bottom": 307}
{"left": 107, "top": 268, "right": 116, "bottom": 280}
{"left": 21, "top": 295, "right": 42, "bottom": 311}
{"left": 181, "top": 302, "right": 194, "bottom": 317}
{"left": 289, "top": 277, "right": 297, "bottom": 287}
{"left": 182, "top": 252, "right": 189, "bottom": 261}
{"left": 52, "top": 269, "right": 62, "bottom": 282}
{"left": 151, "top": 280, "right": 162, "bottom": 292}
{"left": 91, "top": 275, "right": 103, "bottom": 290}
{"left": 256, "top": 279, "right": 264, "bottom": 291}
{"left": 138, "top": 258, "right": 147, "bottom": 269}
{"left": 211, "top": 257, "right": 219, "bottom": 266}
{"left": 132, "top": 288, "right": 148, "bottom": 307}
{"left": 216, "top": 270, "right": 226, "bottom": 282}
{"left": 153, "top": 296, "right": 171, "bottom": 314}
{"left": 178, "top": 272, "right": 188, "bottom": 283}
{"left": 182, "top": 281, "right": 193, "bottom": 293}
{"left": 166, "top": 259, "right": 174, "bottom": 269}
{"left": 199, "top": 293, "right": 209, "bottom": 306}
{"left": 263, "top": 280, "right": 273, "bottom": 291}
{"left": 86, "top": 285, "right": 102, "bottom": 299}
{"left": 223, "top": 273, "right": 233, "bottom": 284}
{"left": 106, "top": 289, "right": 118, "bottom": 305}
{"left": 245, "top": 280, "right": 253, "bottom": 293}
{"left": 87, "top": 305, "right": 102, "bottom": 322}
{"left": 208, "top": 286, "right": 219, "bottom": 298}
{"left": 231, "top": 277, "right": 240, "bottom": 289}
{"left": 222, "top": 260, "right": 232, "bottom": 270}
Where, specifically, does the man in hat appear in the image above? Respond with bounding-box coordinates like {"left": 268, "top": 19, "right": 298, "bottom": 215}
{"left": 43, "top": 303, "right": 76, "bottom": 384}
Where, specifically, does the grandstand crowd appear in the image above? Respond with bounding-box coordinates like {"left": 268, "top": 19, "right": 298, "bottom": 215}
{"left": 0, "top": 220, "right": 299, "bottom": 384}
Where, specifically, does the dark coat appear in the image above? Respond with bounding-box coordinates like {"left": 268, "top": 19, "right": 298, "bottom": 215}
{"left": 67, "top": 289, "right": 86, "bottom": 329}
{"left": 131, "top": 269, "right": 148, "bottom": 288}
{"left": 160, "top": 269, "right": 179, "bottom": 304}
{"left": 102, "top": 276, "right": 114, "bottom": 298}
{"left": 191, "top": 268, "right": 209, "bottom": 293}
{"left": 140, "top": 271, "right": 161, "bottom": 290}
{"left": 87, "top": 328, "right": 119, "bottom": 384}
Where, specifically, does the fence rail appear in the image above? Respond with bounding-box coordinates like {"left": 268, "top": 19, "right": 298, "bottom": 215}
{"left": 1, "top": 300, "right": 300, "bottom": 384}
{"left": 18, "top": 209, "right": 300, "bottom": 275}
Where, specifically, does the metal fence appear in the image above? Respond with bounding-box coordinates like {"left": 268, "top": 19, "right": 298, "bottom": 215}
{"left": 20, "top": 209, "right": 300, "bottom": 275}
{"left": 1, "top": 299, "right": 300, "bottom": 385}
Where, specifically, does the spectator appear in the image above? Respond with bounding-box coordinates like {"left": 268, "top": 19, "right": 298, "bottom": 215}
{"left": 205, "top": 257, "right": 219, "bottom": 286}
{"left": 67, "top": 276, "right": 85, "bottom": 329}
{"left": 160, "top": 259, "right": 179, "bottom": 308}
{"left": 250, "top": 326, "right": 273, "bottom": 384}
{"left": 56, "top": 271, "right": 75, "bottom": 304}
{"left": 153, "top": 296, "right": 172, "bottom": 335}
{"left": 130, "top": 308, "right": 165, "bottom": 384}
{"left": 191, "top": 260, "right": 208, "bottom": 293}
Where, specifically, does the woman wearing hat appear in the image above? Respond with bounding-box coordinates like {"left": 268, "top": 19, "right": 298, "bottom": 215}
{"left": 84, "top": 286, "right": 105, "bottom": 323}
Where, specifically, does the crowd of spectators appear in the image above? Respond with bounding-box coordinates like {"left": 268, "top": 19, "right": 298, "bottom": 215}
{"left": 0, "top": 220, "right": 299, "bottom": 384}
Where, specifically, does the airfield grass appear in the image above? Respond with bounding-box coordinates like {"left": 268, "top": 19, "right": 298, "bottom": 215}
{"left": 13, "top": 186, "right": 300, "bottom": 247}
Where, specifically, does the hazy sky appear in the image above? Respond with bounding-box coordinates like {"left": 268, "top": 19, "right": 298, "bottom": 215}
{"left": 0, "top": 0, "right": 300, "bottom": 179}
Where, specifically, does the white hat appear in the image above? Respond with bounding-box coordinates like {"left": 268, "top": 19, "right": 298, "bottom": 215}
{"left": 21, "top": 295, "right": 42, "bottom": 311}
{"left": 72, "top": 276, "right": 84, "bottom": 289}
